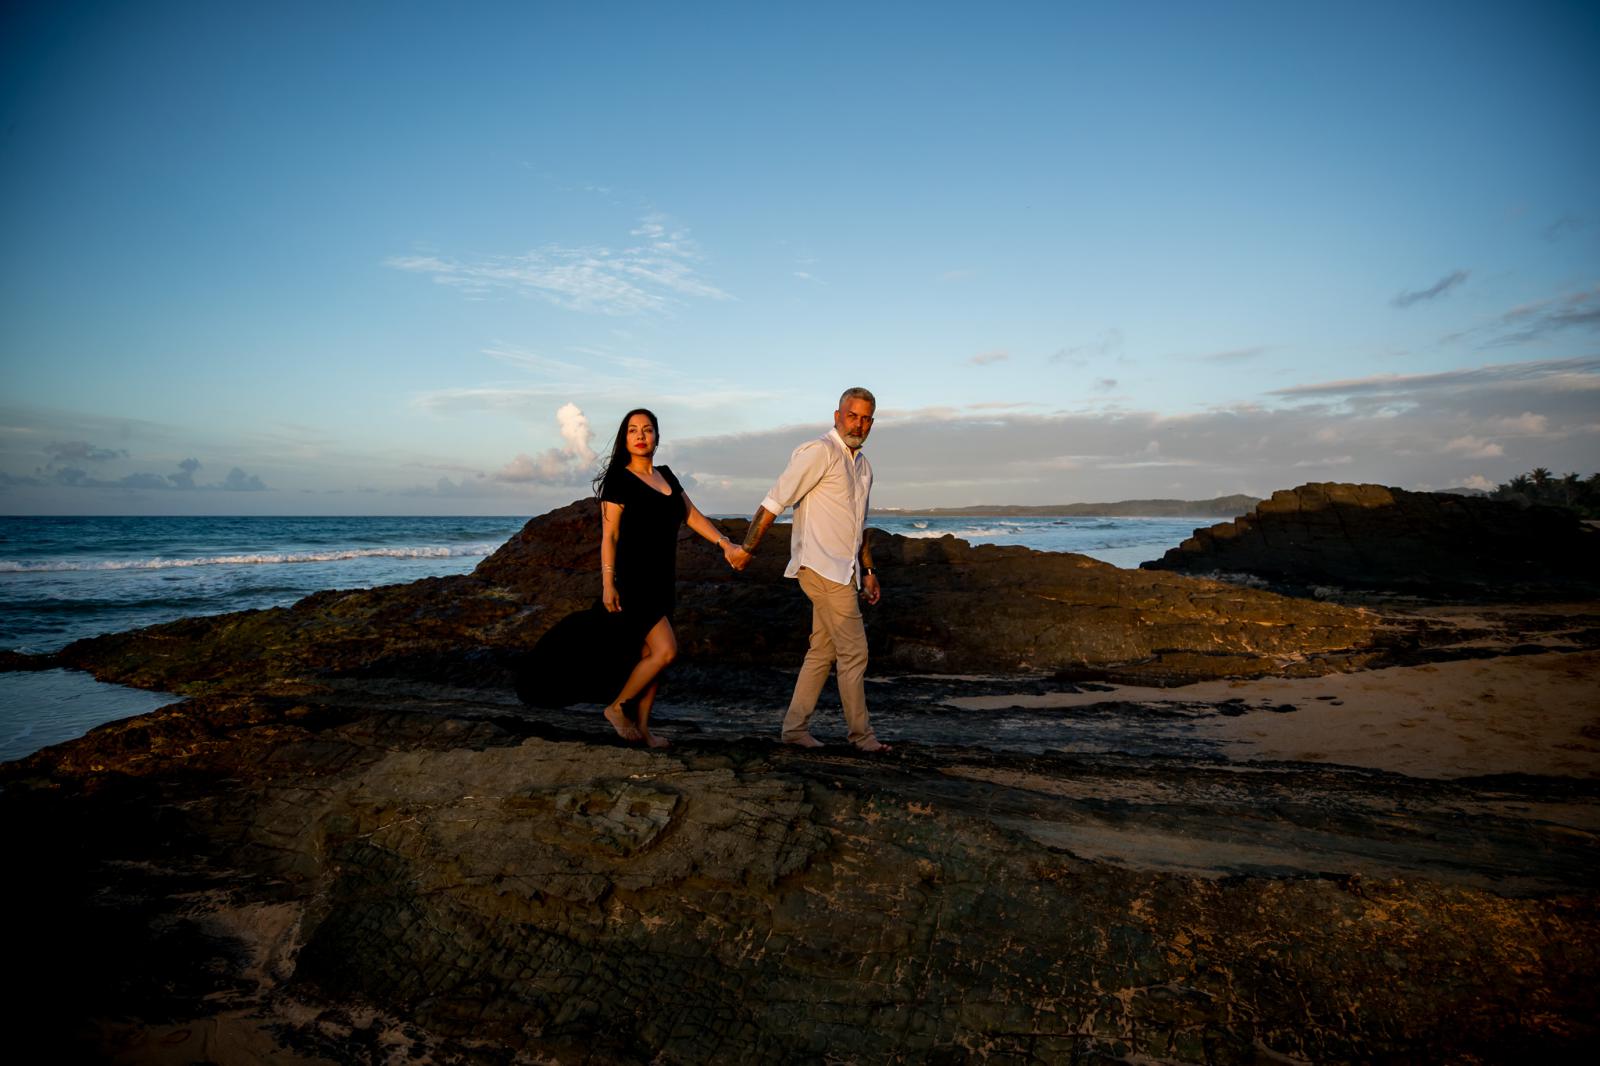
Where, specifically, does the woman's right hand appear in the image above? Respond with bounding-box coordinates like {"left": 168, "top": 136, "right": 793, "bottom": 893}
{"left": 603, "top": 582, "right": 621, "bottom": 613}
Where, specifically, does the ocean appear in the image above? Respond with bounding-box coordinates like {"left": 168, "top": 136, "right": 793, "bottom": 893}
{"left": 0, "top": 512, "right": 1208, "bottom": 761}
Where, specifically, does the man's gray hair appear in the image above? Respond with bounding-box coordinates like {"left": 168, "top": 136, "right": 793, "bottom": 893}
{"left": 838, "top": 386, "right": 876, "bottom": 410}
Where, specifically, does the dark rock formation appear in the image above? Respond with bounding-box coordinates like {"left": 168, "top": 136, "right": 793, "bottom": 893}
{"left": 38, "top": 499, "right": 1378, "bottom": 698}
{"left": 5, "top": 502, "right": 1597, "bottom": 1062}
{"left": 1144, "top": 482, "right": 1600, "bottom": 598}
{"left": 5, "top": 688, "right": 1595, "bottom": 1063}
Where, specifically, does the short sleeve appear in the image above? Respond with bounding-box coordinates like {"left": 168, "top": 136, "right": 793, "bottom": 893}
{"left": 660, "top": 466, "right": 689, "bottom": 518}
{"left": 600, "top": 470, "right": 628, "bottom": 505}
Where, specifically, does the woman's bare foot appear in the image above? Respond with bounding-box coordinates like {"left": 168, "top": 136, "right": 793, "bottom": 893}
{"left": 643, "top": 732, "right": 671, "bottom": 749}
{"left": 603, "top": 704, "right": 641, "bottom": 742}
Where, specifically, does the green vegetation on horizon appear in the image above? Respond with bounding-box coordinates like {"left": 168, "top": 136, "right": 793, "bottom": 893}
{"left": 1492, "top": 468, "right": 1600, "bottom": 519}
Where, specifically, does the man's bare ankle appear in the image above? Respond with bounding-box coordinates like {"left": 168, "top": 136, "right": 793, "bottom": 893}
{"left": 784, "top": 734, "right": 824, "bottom": 748}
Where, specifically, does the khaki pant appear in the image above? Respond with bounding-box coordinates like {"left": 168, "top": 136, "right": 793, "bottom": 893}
{"left": 782, "top": 567, "right": 877, "bottom": 746}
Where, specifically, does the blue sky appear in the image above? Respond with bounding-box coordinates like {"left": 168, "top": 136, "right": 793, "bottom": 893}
{"left": 2, "top": 0, "right": 1596, "bottom": 515}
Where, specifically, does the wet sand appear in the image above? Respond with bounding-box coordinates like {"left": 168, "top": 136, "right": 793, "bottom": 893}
{"left": 943, "top": 648, "right": 1600, "bottom": 780}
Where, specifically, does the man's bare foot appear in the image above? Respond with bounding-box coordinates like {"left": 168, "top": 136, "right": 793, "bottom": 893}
{"left": 784, "top": 734, "right": 824, "bottom": 748}
{"left": 855, "top": 739, "right": 893, "bottom": 753}
{"left": 603, "top": 705, "right": 641, "bottom": 742}
{"left": 644, "top": 733, "right": 671, "bottom": 749}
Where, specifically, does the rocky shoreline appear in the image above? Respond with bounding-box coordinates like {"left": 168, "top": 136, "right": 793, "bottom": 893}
{"left": 4, "top": 492, "right": 1597, "bottom": 1063}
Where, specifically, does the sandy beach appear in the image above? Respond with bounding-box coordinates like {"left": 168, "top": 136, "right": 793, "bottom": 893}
{"left": 946, "top": 648, "right": 1600, "bottom": 780}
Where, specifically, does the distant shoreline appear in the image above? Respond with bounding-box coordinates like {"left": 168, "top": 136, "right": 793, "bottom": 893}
{"left": 878, "top": 494, "right": 1259, "bottom": 519}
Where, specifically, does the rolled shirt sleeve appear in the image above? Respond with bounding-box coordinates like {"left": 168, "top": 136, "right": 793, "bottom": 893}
{"left": 762, "top": 431, "right": 873, "bottom": 587}
{"left": 760, "top": 439, "right": 830, "bottom": 517}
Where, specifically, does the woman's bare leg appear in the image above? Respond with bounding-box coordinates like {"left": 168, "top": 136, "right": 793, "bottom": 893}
{"left": 603, "top": 619, "right": 676, "bottom": 742}
{"left": 634, "top": 677, "right": 669, "bottom": 747}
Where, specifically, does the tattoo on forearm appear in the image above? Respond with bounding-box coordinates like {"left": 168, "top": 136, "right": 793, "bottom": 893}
{"left": 742, "top": 508, "right": 775, "bottom": 553}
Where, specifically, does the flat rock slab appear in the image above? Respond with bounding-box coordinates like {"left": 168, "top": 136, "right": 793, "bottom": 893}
{"left": 5, "top": 674, "right": 1596, "bottom": 1064}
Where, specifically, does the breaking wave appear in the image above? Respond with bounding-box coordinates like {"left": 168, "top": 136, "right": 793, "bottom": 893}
{"left": 0, "top": 543, "right": 500, "bottom": 574}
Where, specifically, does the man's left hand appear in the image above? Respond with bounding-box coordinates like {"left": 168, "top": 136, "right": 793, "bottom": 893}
{"left": 862, "top": 571, "right": 881, "bottom": 605}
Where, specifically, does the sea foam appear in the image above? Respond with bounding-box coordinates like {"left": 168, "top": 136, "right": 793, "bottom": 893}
{"left": 0, "top": 543, "right": 501, "bottom": 573}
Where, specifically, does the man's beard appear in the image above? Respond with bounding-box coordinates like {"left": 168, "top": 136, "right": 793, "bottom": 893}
{"left": 840, "top": 433, "right": 866, "bottom": 448}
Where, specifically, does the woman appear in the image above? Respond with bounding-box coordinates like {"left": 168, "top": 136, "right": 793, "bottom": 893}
{"left": 595, "top": 408, "right": 739, "bottom": 746}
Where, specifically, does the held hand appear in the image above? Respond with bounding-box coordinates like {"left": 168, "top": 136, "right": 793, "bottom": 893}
{"left": 725, "top": 544, "right": 752, "bottom": 571}
{"left": 862, "top": 572, "right": 881, "bottom": 605}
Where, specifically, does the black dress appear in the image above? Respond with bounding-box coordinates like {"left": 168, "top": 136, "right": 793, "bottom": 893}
{"left": 515, "top": 467, "right": 687, "bottom": 708}
{"left": 601, "top": 464, "right": 688, "bottom": 640}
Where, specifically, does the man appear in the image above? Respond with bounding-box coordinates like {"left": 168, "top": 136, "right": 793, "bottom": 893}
{"left": 730, "top": 387, "right": 891, "bottom": 752}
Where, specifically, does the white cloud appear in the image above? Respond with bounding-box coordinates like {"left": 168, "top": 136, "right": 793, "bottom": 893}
{"left": 491, "top": 403, "right": 598, "bottom": 486}
{"left": 1443, "top": 436, "right": 1504, "bottom": 458}
{"left": 968, "top": 350, "right": 1009, "bottom": 366}
{"left": 556, "top": 402, "right": 596, "bottom": 462}
{"left": 496, "top": 449, "right": 576, "bottom": 484}
{"left": 1490, "top": 411, "right": 1549, "bottom": 435}
{"left": 657, "top": 356, "right": 1600, "bottom": 511}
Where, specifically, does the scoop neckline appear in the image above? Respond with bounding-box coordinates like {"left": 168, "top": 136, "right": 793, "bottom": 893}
{"left": 625, "top": 466, "right": 674, "bottom": 497}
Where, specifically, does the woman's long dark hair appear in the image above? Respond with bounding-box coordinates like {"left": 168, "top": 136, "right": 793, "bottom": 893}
{"left": 593, "top": 408, "right": 659, "bottom": 496}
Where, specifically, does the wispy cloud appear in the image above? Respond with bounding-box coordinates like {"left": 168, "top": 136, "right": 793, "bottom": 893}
{"left": 1485, "top": 285, "right": 1600, "bottom": 346}
{"left": 482, "top": 345, "right": 586, "bottom": 375}
{"left": 1051, "top": 329, "right": 1124, "bottom": 365}
{"left": 1392, "top": 269, "right": 1469, "bottom": 308}
{"left": 386, "top": 215, "right": 732, "bottom": 316}
{"left": 45, "top": 440, "right": 128, "bottom": 463}
{"left": 1269, "top": 355, "right": 1600, "bottom": 399}
{"left": 412, "top": 386, "right": 568, "bottom": 415}
{"left": 1543, "top": 214, "right": 1586, "bottom": 242}
{"left": 1197, "top": 346, "right": 1269, "bottom": 363}
{"left": 968, "top": 350, "right": 1009, "bottom": 366}
{"left": 1, "top": 457, "right": 268, "bottom": 492}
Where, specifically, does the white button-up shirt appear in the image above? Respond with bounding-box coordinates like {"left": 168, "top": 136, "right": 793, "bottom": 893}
{"left": 761, "top": 428, "right": 873, "bottom": 587}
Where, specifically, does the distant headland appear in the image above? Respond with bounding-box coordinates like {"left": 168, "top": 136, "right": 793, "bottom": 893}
{"left": 881, "top": 493, "right": 1261, "bottom": 518}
